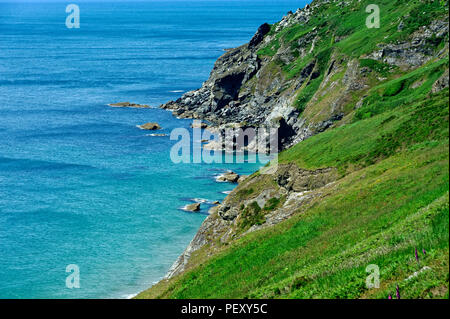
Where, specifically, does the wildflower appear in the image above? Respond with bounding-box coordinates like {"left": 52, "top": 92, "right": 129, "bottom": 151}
{"left": 388, "top": 295, "right": 392, "bottom": 299}
{"left": 415, "top": 248, "right": 419, "bottom": 263}
{"left": 396, "top": 285, "right": 400, "bottom": 299}
{"left": 422, "top": 248, "right": 426, "bottom": 256}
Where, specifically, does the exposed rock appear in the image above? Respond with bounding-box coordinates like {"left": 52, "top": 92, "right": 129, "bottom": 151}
{"left": 203, "top": 140, "right": 223, "bottom": 151}
{"left": 238, "top": 175, "right": 249, "bottom": 183}
{"left": 432, "top": 69, "right": 449, "bottom": 93}
{"left": 368, "top": 20, "right": 449, "bottom": 67}
{"left": 208, "top": 205, "right": 220, "bottom": 215}
{"left": 137, "top": 123, "right": 161, "bottom": 130}
{"left": 184, "top": 203, "right": 201, "bottom": 212}
{"left": 276, "top": 163, "right": 337, "bottom": 192}
{"left": 218, "top": 205, "right": 239, "bottom": 221}
{"left": 248, "top": 23, "right": 271, "bottom": 49}
{"left": 190, "top": 121, "right": 209, "bottom": 129}
{"left": 158, "top": 4, "right": 449, "bottom": 283}
{"left": 216, "top": 171, "right": 240, "bottom": 183}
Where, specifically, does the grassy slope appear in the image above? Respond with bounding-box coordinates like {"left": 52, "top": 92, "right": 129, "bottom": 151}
{"left": 138, "top": 0, "right": 449, "bottom": 299}
{"left": 258, "top": 0, "right": 448, "bottom": 116}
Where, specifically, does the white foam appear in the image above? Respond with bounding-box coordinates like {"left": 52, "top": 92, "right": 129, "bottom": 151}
{"left": 192, "top": 198, "right": 208, "bottom": 203}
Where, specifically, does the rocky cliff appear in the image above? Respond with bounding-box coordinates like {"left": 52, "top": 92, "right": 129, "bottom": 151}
{"left": 161, "top": 0, "right": 448, "bottom": 151}
{"left": 140, "top": 0, "right": 449, "bottom": 299}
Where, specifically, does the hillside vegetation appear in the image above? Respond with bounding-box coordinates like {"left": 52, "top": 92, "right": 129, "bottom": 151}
{"left": 138, "top": 0, "right": 449, "bottom": 299}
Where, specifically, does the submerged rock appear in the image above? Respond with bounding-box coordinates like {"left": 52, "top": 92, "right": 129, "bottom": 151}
{"left": 146, "top": 133, "right": 167, "bottom": 137}
{"left": 109, "top": 102, "right": 150, "bottom": 108}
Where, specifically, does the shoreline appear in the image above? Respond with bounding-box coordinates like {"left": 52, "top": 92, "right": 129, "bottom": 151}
{"left": 129, "top": 106, "right": 260, "bottom": 298}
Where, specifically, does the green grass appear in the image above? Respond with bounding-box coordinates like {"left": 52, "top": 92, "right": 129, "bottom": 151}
{"left": 355, "top": 58, "right": 448, "bottom": 121}
{"left": 139, "top": 143, "right": 448, "bottom": 298}
{"left": 279, "top": 87, "right": 448, "bottom": 171}
{"left": 359, "top": 59, "right": 395, "bottom": 77}
{"left": 138, "top": 82, "right": 449, "bottom": 298}
{"left": 237, "top": 202, "right": 265, "bottom": 232}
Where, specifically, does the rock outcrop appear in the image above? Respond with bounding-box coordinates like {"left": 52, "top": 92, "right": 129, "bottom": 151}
{"left": 158, "top": 0, "right": 449, "bottom": 282}
{"left": 216, "top": 171, "right": 240, "bottom": 183}
{"left": 184, "top": 203, "right": 201, "bottom": 212}
{"left": 137, "top": 123, "right": 161, "bottom": 130}
{"left": 160, "top": 1, "right": 448, "bottom": 152}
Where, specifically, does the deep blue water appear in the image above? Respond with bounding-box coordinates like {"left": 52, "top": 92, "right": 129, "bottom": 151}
{"left": 0, "top": 0, "right": 307, "bottom": 298}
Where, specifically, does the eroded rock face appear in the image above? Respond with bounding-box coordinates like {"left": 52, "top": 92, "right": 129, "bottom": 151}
{"left": 159, "top": 2, "right": 449, "bottom": 281}
{"left": 159, "top": 1, "right": 448, "bottom": 152}
{"left": 190, "top": 122, "right": 208, "bottom": 129}
{"left": 249, "top": 23, "right": 271, "bottom": 49}
{"left": 276, "top": 164, "right": 338, "bottom": 192}
{"left": 368, "top": 20, "right": 449, "bottom": 67}
{"left": 432, "top": 68, "right": 449, "bottom": 93}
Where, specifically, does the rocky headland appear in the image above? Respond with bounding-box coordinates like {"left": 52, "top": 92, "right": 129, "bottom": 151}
{"left": 137, "top": 0, "right": 449, "bottom": 299}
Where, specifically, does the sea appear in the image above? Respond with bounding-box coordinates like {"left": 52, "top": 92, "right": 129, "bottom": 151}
{"left": 0, "top": 0, "right": 307, "bottom": 298}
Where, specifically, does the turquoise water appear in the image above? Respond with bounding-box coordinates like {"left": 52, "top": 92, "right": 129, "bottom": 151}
{"left": 0, "top": 0, "right": 306, "bottom": 298}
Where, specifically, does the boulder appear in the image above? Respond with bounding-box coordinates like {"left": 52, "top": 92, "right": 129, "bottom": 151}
{"left": 185, "top": 203, "right": 201, "bottom": 212}
{"left": 218, "top": 205, "right": 239, "bottom": 221}
{"left": 138, "top": 123, "right": 161, "bottom": 130}
{"left": 216, "top": 171, "right": 240, "bottom": 183}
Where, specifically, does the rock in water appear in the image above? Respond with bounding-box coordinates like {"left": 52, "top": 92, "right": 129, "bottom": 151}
{"left": 190, "top": 122, "right": 208, "bottom": 129}
{"left": 109, "top": 102, "right": 150, "bottom": 108}
{"left": 185, "top": 203, "right": 201, "bottom": 212}
{"left": 216, "top": 171, "right": 240, "bottom": 183}
{"left": 138, "top": 123, "right": 161, "bottom": 130}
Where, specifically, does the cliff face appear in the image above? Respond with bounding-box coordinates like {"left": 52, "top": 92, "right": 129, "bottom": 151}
{"left": 140, "top": 0, "right": 449, "bottom": 299}
{"left": 161, "top": 0, "right": 448, "bottom": 150}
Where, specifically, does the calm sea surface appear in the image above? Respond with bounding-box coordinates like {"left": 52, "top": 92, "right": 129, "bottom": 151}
{"left": 0, "top": 0, "right": 306, "bottom": 298}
